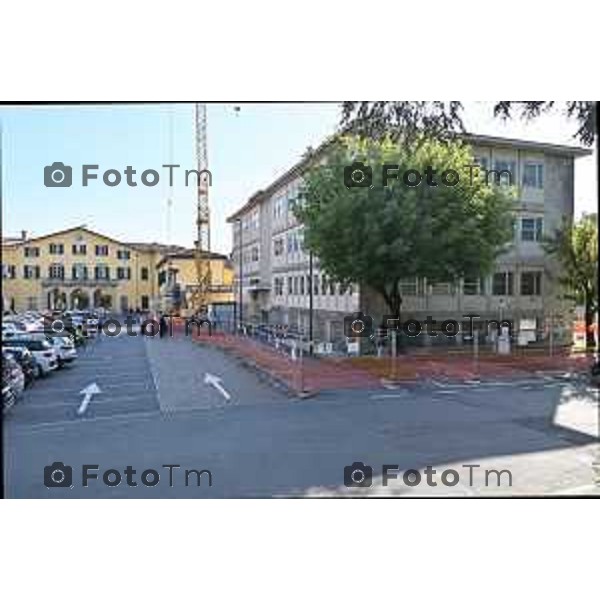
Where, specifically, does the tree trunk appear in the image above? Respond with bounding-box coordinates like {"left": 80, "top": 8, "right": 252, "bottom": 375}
{"left": 584, "top": 298, "right": 596, "bottom": 351}
{"left": 380, "top": 282, "right": 403, "bottom": 353}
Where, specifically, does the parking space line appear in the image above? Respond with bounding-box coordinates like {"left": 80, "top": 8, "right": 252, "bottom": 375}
{"left": 8, "top": 409, "right": 163, "bottom": 434}
{"left": 16, "top": 393, "right": 157, "bottom": 410}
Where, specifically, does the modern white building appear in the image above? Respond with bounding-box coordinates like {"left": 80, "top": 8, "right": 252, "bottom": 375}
{"left": 227, "top": 134, "right": 591, "bottom": 349}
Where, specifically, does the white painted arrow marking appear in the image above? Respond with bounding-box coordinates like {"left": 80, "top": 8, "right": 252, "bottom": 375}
{"left": 204, "top": 373, "right": 231, "bottom": 401}
{"left": 77, "top": 382, "right": 102, "bottom": 416}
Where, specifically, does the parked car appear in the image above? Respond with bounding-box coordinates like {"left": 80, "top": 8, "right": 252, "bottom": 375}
{"left": 2, "top": 383, "right": 17, "bottom": 414}
{"left": 49, "top": 334, "right": 78, "bottom": 366}
{"left": 86, "top": 314, "right": 99, "bottom": 337}
{"left": 2, "top": 338, "right": 58, "bottom": 377}
{"left": 6, "top": 331, "right": 77, "bottom": 366}
{"left": 3, "top": 346, "right": 36, "bottom": 387}
{"left": 2, "top": 320, "right": 26, "bottom": 336}
{"left": 2, "top": 351, "right": 25, "bottom": 412}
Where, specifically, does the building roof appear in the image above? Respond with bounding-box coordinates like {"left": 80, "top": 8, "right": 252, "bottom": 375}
{"left": 461, "top": 133, "right": 593, "bottom": 157}
{"left": 1, "top": 237, "right": 23, "bottom": 246}
{"left": 1, "top": 225, "right": 188, "bottom": 255}
{"left": 226, "top": 132, "right": 593, "bottom": 221}
{"left": 126, "top": 241, "right": 189, "bottom": 254}
{"left": 155, "top": 249, "right": 230, "bottom": 268}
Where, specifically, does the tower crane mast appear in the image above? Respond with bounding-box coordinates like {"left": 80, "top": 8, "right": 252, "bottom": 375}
{"left": 191, "top": 102, "right": 211, "bottom": 315}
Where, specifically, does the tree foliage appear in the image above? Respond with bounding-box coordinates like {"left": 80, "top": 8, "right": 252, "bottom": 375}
{"left": 295, "top": 137, "right": 515, "bottom": 316}
{"left": 341, "top": 101, "right": 597, "bottom": 146}
{"left": 543, "top": 213, "right": 598, "bottom": 348}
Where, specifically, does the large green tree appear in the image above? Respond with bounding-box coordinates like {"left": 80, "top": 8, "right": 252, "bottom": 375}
{"left": 295, "top": 137, "right": 515, "bottom": 319}
{"left": 543, "top": 213, "right": 598, "bottom": 350}
{"left": 341, "top": 101, "right": 596, "bottom": 146}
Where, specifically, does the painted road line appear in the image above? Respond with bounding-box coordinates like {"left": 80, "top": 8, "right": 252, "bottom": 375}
{"left": 9, "top": 409, "right": 162, "bottom": 434}
{"left": 370, "top": 393, "right": 411, "bottom": 400}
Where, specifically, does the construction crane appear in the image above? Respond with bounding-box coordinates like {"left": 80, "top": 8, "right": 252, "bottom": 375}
{"left": 190, "top": 102, "right": 211, "bottom": 316}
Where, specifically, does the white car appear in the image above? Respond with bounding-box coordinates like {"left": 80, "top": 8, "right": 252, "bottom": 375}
{"left": 2, "top": 323, "right": 19, "bottom": 337}
{"left": 2, "top": 338, "right": 58, "bottom": 376}
{"left": 86, "top": 316, "right": 99, "bottom": 337}
{"left": 49, "top": 335, "right": 78, "bottom": 366}
{"left": 11, "top": 331, "right": 77, "bottom": 365}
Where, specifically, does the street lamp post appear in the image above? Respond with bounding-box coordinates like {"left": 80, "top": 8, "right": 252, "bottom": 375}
{"left": 237, "top": 218, "right": 243, "bottom": 333}
{"left": 308, "top": 250, "right": 314, "bottom": 355}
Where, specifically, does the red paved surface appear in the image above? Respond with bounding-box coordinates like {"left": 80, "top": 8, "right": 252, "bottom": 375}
{"left": 187, "top": 328, "right": 594, "bottom": 394}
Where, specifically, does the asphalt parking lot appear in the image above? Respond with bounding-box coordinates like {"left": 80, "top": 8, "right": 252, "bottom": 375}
{"left": 3, "top": 331, "right": 599, "bottom": 497}
{"left": 7, "top": 333, "right": 160, "bottom": 428}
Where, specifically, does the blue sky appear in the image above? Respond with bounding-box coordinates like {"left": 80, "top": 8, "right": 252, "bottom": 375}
{"left": 1, "top": 102, "right": 596, "bottom": 255}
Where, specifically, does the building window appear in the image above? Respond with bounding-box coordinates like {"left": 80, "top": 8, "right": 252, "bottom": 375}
{"left": 141, "top": 295, "right": 149, "bottom": 310}
{"left": 521, "top": 217, "right": 543, "bottom": 242}
{"left": 521, "top": 271, "right": 542, "bottom": 296}
{"left": 474, "top": 156, "right": 489, "bottom": 172}
{"left": 95, "top": 245, "right": 109, "bottom": 256}
{"left": 24, "top": 247, "right": 40, "bottom": 258}
{"left": 492, "top": 160, "right": 516, "bottom": 186}
{"left": 329, "top": 279, "right": 336, "bottom": 295}
{"left": 117, "top": 267, "right": 131, "bottom": 280}
{"left": 141, "top": 267, "right": 149, "bottom": 280}
{"left": 492, "top": 272, "right": 514, "bottom": 296}
{"left": 463, "top": 278, "right": 481, "bottom": 295}
{"left": 522, "top": 163, "right": 544, "bottom": 189}
{"left": 72, "top": 244, "right": 87, "bottom": 255}
{"left": 293, "top": 276, "right": 298, "bottom": 295}
{"left": 95, "top": 265, "right": 110, "bottom": 280}
{"left": 431, "top": 282, "right": 452, "bottom": 295}
{"left": 287, "top": 276, "right": 293, "bottom": 295}
{"left": 72, "top": 264, "right": 88, "bottom": 280}
{"left": 313, "top": 275, "right": 319, "bottom": 295}
{"left": 399, "top": 279, "right": 418, "bottom": 296}
{"left": 48, "top": 264, "right": 65, "bottom": 280}
{"left": 300, "top": 275, "right": 305, "bottom": 295}
{"left": 251, "top": 246, "right": 259, "bottom": 262}
{"left": 49, "top": 243, "right": 64, "bottom": 255}
{"left": 23, "top": 265, "right": 41, "bottom": 279}
{"left": 273, "top": 195, "right": 287, "bottom": 220}
{"left": 117, "top": 249, "right": 131, "bottom": 260}
{"left": 274, "top": 277, "right": 284, "bottom": 296}
{"left": 273, "top": 238, "right": 284, "bottom": 257}
{"left": 287, "top": 233, "right": 294, "bottom": 254}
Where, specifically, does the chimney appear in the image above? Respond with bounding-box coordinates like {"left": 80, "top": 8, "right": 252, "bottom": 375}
{"left": 21, "top": 230, "right": 27, "bottom": 241}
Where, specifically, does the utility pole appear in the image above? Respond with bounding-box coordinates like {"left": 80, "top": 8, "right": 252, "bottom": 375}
{"left": 237, "top": 218, "right": 243, "bottom": 333}
{"left": 308, "top": 250, "right": 314, "bottom": 355}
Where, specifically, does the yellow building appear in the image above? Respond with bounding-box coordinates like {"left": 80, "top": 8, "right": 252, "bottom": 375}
{"left": 157, "top": 250, "right": 235, "bottom": 316}
{"left": 1, "top": 226, "right": 234, "bottom": 315}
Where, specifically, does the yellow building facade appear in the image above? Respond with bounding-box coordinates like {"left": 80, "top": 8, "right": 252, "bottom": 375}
{"left": 1, "top": 226, "right": 233, "bottom": 314}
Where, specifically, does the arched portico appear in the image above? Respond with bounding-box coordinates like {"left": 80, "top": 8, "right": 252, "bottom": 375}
{"left": 70, "top": 289, "right": 90, "bottom": 310}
